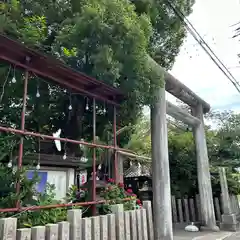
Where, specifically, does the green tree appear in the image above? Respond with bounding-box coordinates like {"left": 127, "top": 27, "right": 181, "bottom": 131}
{"left": 0, "top": 0, "right": 196, "bottom": 211}
{"left": 0, "top": 0, "right": 195, "bottom": 146}
{"left": 124, "top": 116, "right": 151, "bottom": 156}
{"left": 0, "top": 0, "right": 151, "bottom": 148}
{"left": 206, "top": 110, "right": 240, "bottom": 168}
{"left": 126, "top": 111, "right": 240, "bottom": 196}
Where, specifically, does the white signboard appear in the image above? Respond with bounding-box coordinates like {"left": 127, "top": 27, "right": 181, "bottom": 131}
{"left": 27, "top": 167, "right": 75, "bottom": 201}
{"left": 46, "top": 170, "right": 67, "bottom": 200}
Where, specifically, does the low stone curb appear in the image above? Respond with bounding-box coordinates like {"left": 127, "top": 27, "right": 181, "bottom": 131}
{"left": 222, "top": 231, "right": 240, "bottom": 240}
{"left": 192, "top": 232, "right": 234, "bottom": 240}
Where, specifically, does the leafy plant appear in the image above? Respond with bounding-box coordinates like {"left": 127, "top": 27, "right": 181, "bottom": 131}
{"left": 65, "top": 185, "right": 88, "bottom": 203}
{"left": 100, "top": 179, "right": 142, "bottom": 214}
{"left": 18, "top": 184, "right": 68, "bottom": 228}
{"left": 0, "top": 167, "right": 74, "bottom": 227}
{"left": 0, "top": 166, "right": 39, "bottom": 212}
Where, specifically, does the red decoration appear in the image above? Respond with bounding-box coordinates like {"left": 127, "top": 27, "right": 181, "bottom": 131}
{"left": 81, "top": 175, "right": 85, "bottom": 183}
{"left": 127, "top": 188, "right": 133, "bottom": 193}
{"left": 118, "top": 182, "right": 124, "bottom": 188}
{"left": 108, "top": 178, "right": 114, "bottom": 183}
{"left": 136, "top": 199, "right": 141, "bottom": 204}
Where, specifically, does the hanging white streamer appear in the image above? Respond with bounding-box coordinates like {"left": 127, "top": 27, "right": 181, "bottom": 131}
{"left": 53, "top": 129, "right": 62, "bottom": 151}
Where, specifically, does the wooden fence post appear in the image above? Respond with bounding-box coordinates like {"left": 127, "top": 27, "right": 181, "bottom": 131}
{"left": 143, "top": 201, "right": 154, "bottom": 240}
{"left": 214, "top": 197, "right": 222, "bottom": 222}
{"left": 58, "top": 221, "right": 70, "bottom": 240}
{"left": 171, "top": 196, "right": 178, "bottom": 223}
{"left": 195, "top": 194, "right": 202, "bottom": 222}
{"left": 100, "top": 215, "right": 108, "bottom": 240}
{"left": 177, "top": 199, "right": 184, "bottom": 223}
{"left": 136, "top": 210, "right": 143, "bottom": 240}
{"left": 108, "top": 214, "right": 116, "bottom": 239}
{"left": 189, "top": 198, "right": 196, "bottom": 222}
{"left": 111, "top": 204, "right": 125, "bottom": 240}
{"left": 17, "top": 228, "right": 31, "bottom": 240}
{"left": 91, "top": 216, "right": 100, "bottom": 240}
{"left": 82, "top": 218, "right": 91, "bottom": 240}
{"left": 124, "top": 211, "right": 131, "bottom": 240}
{"left": 0, "top": 218, "right": 17, "bottom": 240}
{"left": 46, "top": 224, "right": 58, "bottom": 240}
{"left": 31, "top": 226, "right": 45, "bottom": 240}
{"left": 183, "top": 198, "right": 190, "bottom": 223}
{"left": 67, "top": 209, "right": 82, "bottom": 240}
{"left": 141, "top": 208, "right": 148, "bottom": 240}
{"left": 129, "top": 210, "right": 137, "bottom": 240}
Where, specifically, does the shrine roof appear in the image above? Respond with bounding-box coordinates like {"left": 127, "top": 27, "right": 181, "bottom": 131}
{"left": 0, "top": 34, "right": 125, "bottom": 106}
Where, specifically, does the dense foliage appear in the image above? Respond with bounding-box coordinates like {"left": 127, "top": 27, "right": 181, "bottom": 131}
{"left": 125, "top": 111, "right": 240, "bottom": 197}
{"left": 18, "top": 184, "right": 68, "bottom": 228}
{"left": 0, "top": 0, "right": 194, "bottom": 151}
{"left": 0, "top": 167, "right": 69, "bottom": 227}
{"left": 0, "top": 171, "right": 139, "bottom": 226}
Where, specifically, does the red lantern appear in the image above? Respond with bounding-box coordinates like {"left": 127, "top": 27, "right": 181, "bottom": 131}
{"left": 81, "top": 175, "right": 85, "bottom": 184}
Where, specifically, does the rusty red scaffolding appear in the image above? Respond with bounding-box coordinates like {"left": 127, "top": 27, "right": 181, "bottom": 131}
{"left": 0, "top": 35, "right": 126, "bottom": 214}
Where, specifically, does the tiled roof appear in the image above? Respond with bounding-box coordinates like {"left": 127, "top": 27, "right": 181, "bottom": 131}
{"left": 124, "top": 162, "right": 151, "bottom": 177}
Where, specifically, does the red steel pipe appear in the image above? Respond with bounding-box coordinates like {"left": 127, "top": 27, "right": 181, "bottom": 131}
{"left": 0, "top": 201, "right": 104, "bottom": 213}
{"left": 0, "top": 126, "right": 117, "bottom": 150}
{"left": 113, "top": 106, "right": 118, "bottom": 183}
{"left": 0, "top": 198, "right": 133, "bottom": 213}
{"left": 16, "top": 70, "right": 29, "bottom": 209}
{"left": 92, "top": 98, "right": 97, "bottom": 215}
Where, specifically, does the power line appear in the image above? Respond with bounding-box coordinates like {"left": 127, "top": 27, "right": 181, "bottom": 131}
{"left": 167, "top": 0, "right": 240, "bottom": 90}
{"left": 164, "top": 0, "right": 240, "bottom": 93}
{"left": 230, "top": 21, "right": 240, "bottom": 28}
{"left": 178, "top": 7, "right": 239, "bottom": 86}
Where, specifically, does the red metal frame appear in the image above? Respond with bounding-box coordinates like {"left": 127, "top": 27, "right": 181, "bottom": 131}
{"left": 92, "top": 98, "right": 97, "bottom": 215}
{"left": 0, "top": 35, "right": 127, "bottom": 214}
{"left": 16, "top": 70, "right": 29, "bottom": 209}
{"left": 0, "top": 126, "right": 118, "bottom": 150}
{"left": 0, "top": 34, "right": 125, "bottom": 106}
{"left": 113, "top": 106, "right": 118, "bottom": 182}
{"left": 0, "top": 198, "right": 133, "bottom": 213}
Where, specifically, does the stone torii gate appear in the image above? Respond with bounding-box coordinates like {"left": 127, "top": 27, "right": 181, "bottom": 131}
{"left": 149, "top": 57, "right": 219, "bottom": 240}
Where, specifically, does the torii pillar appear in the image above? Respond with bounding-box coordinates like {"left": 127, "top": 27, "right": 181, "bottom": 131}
{"left": 151, "top": 84, "right": 173, "bottom": 240}
{"left": 192, "top": 104, "right": 219, "bottom": 231}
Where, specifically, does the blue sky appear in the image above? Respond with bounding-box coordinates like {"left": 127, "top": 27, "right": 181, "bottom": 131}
{"left": 168, "top": 0, "right": 240, "bottom": 112}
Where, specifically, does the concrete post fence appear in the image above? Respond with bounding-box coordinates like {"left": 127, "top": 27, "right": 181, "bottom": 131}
{"left": 0, "top": 201, "right": 154, "bottom": 240}
{"left": 1, "top": 195, "right": 238, "bottom": 239}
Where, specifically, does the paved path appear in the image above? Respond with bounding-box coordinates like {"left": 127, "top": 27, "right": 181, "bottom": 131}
{"left": 224, "top": 232, "right": 240, "bottom": 239}
{"left": 174, "top": 230, "right": 237, "bottom": 240}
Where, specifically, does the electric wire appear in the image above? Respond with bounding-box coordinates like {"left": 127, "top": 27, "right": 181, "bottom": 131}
{"left": 179, "top": 6, "right": 239, "bottom": 86}
{"left": 167, "top": 0, "right": 240, "bottom": 92}
{"left": 230, "top": 21, "right": 240, "bottom": 28}
{"left": 167, "top": 0, "right": 240, "bottom": 90}
{"left": 164, "top": 0, "right": 240, "bottom": 93}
